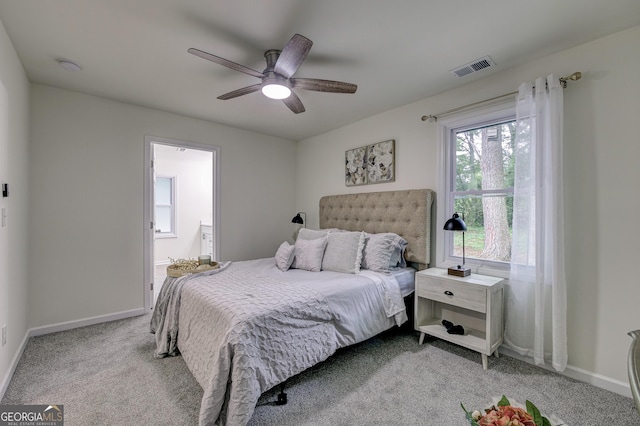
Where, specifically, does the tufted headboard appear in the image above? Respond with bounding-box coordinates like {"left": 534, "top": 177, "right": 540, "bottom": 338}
{"left": 319, "top": 189, "right": 434, "bottom": 269}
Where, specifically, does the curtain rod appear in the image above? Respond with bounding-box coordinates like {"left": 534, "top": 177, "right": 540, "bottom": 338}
{"left": 421, "top": 72, "right": 581, "bottom": 122}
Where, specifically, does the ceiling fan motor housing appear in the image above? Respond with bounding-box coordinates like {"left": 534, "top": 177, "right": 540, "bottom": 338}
{"left": 261, "top": 49, "right": 292, "bottom": 99}
{"left": 263, "top": 49, "right": 281, "bottom": 71}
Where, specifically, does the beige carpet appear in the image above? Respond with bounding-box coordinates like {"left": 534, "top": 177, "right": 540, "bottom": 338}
{"left": 2, "top": 314, "right": 638, "bottom": 425}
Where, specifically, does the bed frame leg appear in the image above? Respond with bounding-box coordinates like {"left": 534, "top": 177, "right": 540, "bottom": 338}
{"left": 276, "top": 382, "right": 288, "bottom": 405}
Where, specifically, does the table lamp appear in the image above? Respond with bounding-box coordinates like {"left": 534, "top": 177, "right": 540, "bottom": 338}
{"left": 443, "top": 212, "right": 470, "bottom": 277}
{"left": 291, "top": 212, "right": 306, "bottom": 227}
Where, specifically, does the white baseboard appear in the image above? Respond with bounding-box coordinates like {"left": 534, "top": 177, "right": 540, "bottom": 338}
{"left": 563, "top": 363, "right": 632, "bottom": 398}
{"left": 500, "top": 346, "right": 632, "bottom": 398}
{"left": 0, "top": 330, "right": 30, "bottom": 401}
{"left": 28, "top": 308, "right": 145, "bottom": 337}
{"left": 0, "top": 308, "right": 145, "bottom": 401}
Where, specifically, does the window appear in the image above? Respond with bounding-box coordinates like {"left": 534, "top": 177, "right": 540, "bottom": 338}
{"left": 155, "top": 176, "right": 176, "bottom": 238}
{"left": 440, "top": 102, "right": 516, "bottom": 271}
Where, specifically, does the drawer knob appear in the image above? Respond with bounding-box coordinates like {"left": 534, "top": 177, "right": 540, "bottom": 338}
{"left": 444, "top": 290, "right": 454, "bottom": 296}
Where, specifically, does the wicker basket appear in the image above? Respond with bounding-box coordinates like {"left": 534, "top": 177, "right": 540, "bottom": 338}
{"left": 166, "top": 262, "right": 219, "bottom": 278}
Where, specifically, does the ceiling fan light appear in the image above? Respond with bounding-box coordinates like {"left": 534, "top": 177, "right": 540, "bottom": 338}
{"left": 261, "top": 83, "right": 291, "bottom": 100}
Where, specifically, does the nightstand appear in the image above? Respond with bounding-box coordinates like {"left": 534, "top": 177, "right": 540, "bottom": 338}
{"left": 414, "top": 268, "right": 504, "bottom": 370}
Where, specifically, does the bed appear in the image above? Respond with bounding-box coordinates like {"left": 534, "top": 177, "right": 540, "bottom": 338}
{"left": 151, "top": 189, "right": 434, "bottom": 426}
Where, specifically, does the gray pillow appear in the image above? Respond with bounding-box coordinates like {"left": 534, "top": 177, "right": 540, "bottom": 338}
{"left": 293, "top": 237, "right": 327, "bottom": 272}
{"left": 297, "top": 228, "right": 330, "bottom": 240}
{"left": 388, "top": 235, "right": 408, "bottom": 268}
{"left": 292, "top": 228, "right": 332, "bottom": 268}
{"left": 274, "top": 241, "right": 295, "bottom": 271}
{"left": 322, "top": 231, "right": 365, "bottom": 274}
{"left": 362, "top": 233, "right": 408, "bottom": 271}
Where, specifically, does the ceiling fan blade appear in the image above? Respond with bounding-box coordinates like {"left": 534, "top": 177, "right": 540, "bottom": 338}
{"left": 188, "top": 48, "right": 265, "bottom": 79}
{"left": 282, "top": 91, "right": 305, "bottom": 114}
{"left": 274, "top": 34, "right": 313, "bottom": 78}
{"left": 292, "top": 78, "right": 357, "bottom": 94}
{"left": 217, "top": 84, "right": 262, "bottom": 100}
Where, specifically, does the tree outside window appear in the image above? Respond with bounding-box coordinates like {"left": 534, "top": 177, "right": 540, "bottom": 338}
{"left": 448, "top": 118, "right": 517, "bottom": 266}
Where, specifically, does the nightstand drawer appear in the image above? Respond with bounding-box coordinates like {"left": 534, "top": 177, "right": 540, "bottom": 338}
{"left": 416, "top": 276, "right": 486, "bottom": 313}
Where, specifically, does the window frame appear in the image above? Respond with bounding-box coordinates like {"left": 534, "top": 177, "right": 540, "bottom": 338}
{"left": 436, "top": 100, "right": 516, "bottom": 278}
{"left": 154, "top": 175, "right": 177, "bottom": 238}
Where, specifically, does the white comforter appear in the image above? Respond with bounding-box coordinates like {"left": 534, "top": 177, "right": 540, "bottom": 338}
{"left": 154, "top": 258, "right": 407, "bottom": 426}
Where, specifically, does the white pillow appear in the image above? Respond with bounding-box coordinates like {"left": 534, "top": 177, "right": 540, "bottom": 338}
{"left": 296, "top": 228, "right": 330, "bottom": 241}
{"left": 293, "top": 237, "right": 327, "bottom": 272}
{"left": 274, "top": 241, "right": 295, "bottom": 271}
{"left": 322, "top": 231, "right": 365, "bottom": 274}
{"left": 292, "top": 228, "right": 331, "bottom": 268}
{"left": 362, "top": 233, "right": 408, "bottom": 271}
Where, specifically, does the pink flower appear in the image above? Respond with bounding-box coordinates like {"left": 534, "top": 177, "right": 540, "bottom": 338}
{"left": 477, "top": 405, "right": 536, "bottom": 426}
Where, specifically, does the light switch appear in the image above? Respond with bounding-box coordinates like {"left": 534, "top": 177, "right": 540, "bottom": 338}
{"left": 1, "top": 207, "right": 6, "bottom": 227}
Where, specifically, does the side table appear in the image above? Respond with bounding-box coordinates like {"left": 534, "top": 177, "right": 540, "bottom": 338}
{"left": 414, "top": 268, "right": 504, "bottom": 370}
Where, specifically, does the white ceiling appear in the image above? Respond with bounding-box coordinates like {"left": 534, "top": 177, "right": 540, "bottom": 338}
{"left": 1, "top": 0, "right": 639, "bottom": 141}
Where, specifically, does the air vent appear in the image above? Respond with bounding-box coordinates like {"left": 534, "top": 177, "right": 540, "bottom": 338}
{"left": 450, "top": 56, "right": 495, "bottom": 78}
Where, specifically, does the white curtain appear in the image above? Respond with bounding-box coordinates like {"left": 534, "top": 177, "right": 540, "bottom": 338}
{"left": 504, "top": 74, "right": 567, "bottom": 371}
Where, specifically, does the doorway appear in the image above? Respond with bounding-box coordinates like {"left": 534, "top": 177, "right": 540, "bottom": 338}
{"left": 143, "top": 136, "right": 220, "bottom": 311}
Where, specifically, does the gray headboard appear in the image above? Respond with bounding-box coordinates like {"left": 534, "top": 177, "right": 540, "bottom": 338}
{"left": 319, "top": 189, "right": 434, "bottom": 269}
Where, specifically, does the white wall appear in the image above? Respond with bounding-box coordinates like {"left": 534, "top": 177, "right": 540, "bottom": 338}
{"left": 0, "top": 19, "right": 30, "bottom": 395}
{"left": 154, "top": 144, "right": 212, "bottom": 263}
{"left": 28, "top": 84, "right": 296, "bottom": 327}
{"left": 296, "top": 26, "right": 640, "bottom": 387}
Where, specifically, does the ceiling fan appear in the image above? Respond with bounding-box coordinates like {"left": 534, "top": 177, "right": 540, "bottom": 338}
{"left": 188, "top": 34, "right": 357, "bottom": 114}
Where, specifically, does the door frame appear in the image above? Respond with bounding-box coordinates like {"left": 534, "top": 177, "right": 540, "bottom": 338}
{"left": 143, "top": 135, "right": 220, "bottom": 311}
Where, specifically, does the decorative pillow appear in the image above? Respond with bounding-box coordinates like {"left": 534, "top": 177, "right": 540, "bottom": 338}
{"left": 293, "top": 237, "right": 327, "bottom": 272}
{"left": 296, "top": 228, "right": 330, "bottom": 241}
{"left": 274, "top": 241, "right": 295, "bottom": 271}
{"left": 292, "top": 228, "right": 332, "bottom": 268}
{"left": 362, "top": 233, "right": 408, "bottom": 271}
{"left": 389, "top": 235, "right": 409, "bottom": 268}
{"left": 322, "top": 231, "right": 365, "bottom": 274}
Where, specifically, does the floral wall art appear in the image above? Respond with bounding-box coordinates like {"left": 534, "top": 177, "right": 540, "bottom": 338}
{"left": 345, "top": 139, "right": 395, "bottom": 186}
{"left": 345, "top": 146, "right": 367, "bottom": 186}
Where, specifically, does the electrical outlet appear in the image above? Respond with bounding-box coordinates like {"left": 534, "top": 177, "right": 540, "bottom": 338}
{"left": 1, "top": 325, "right": 6, "bottom": 346}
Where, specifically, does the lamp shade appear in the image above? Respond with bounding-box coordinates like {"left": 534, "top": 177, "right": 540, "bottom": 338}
{"left": 291, "top": 213, "right": 304, "bottom": 225}
{"left": 443, "top": 213, "right": 467, "bottom": 231}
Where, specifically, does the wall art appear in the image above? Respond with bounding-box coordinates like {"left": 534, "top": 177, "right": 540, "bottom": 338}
{"left": 345, "top": 146, "right": 368, "bottom": 186}
{"left": 345, "top": 139, "right": 395, "bottom": 186}
{"left": 366, "top": 139, "right": 395, "bottom": 183}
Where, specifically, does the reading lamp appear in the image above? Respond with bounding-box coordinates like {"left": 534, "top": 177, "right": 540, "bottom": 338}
{"left": 443, "top": 212, "right": 470, "bottom": 277}
{"left": 291, "top": 212, "right": 306, "bottom": 228}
